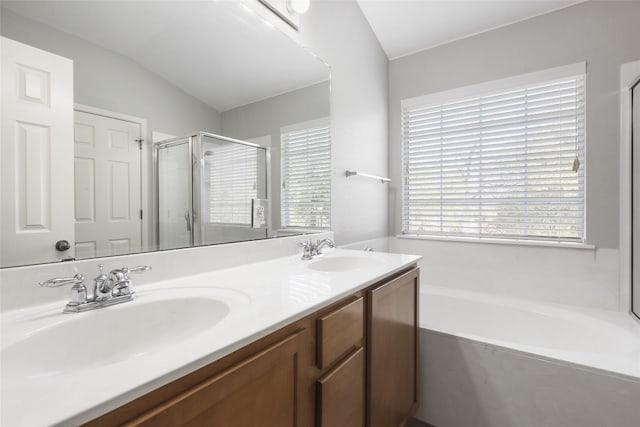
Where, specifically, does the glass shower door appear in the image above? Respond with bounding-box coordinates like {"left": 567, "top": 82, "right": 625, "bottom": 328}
{"left": 199, "top": 134, "right": 268, "bottom": 245}
{"left": 155, "top": 132, "right": 269, "bottom": 251}
{"left": 157, "top": 139, "right": 192, "bottom": 250}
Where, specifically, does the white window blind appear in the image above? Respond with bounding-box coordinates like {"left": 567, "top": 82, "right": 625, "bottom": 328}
{"left": 402, "top": 68, "right": 586, "bottom": 242}
{"left": 205, "top": 145, "right": 257, "bottom": 225}
{"left": 281, "top": 119, "right": 331, "bottom": 229}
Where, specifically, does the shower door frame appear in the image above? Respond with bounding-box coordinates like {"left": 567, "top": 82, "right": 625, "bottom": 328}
{"left": 620, "top": 59, "right": 640, "bottom": 321}
{"left": 632, "top": 78, "right": 640, "bottom": 320}
{"left": 154, "top": 135, "right": 196, "bottom": 249}
{"left": 154, "top": 132, "right": 270, "bottom": 250}
{"left": 618, "top": 60, "right": 640, "bottom": 321}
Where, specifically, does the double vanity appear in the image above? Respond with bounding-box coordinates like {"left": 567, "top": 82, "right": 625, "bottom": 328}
{"left": 0, "top": 1, "right": 419, "bottom": 425}
{"left": 1, "top": 240, "right": 420, "bottom": 426}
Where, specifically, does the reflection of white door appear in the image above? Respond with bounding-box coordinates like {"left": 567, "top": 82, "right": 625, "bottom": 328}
{"left": 0, "top": 37, "right": 74, "bottom": 267}
{"left": 74, "top": 111, "right": 142, "bottom": 258}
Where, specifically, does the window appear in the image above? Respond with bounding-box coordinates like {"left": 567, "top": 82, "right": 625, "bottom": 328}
{"left": 281, "top": 118, "right": 331, "bottom": 229}
{"left": 205, "top": 144, "right": 257, "bottom": 225}
{"left": 402, "top": 64, "right": 586, "bottom": 242}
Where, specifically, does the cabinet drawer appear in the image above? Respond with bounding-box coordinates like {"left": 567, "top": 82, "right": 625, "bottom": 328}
{"left": 317, "top": 347, "right": 365, "bottom": 427}
{"left": 316, "top": 296, "right": 364, "bottom": 369}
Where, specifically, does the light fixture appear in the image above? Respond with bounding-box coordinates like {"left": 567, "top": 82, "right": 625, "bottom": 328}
{"left": 287, "top": 0, "right": 310, "bottom": 14}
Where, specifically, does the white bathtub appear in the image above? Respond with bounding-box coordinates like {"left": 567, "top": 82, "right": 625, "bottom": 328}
{"left": 417, "top": 286, "right": 640, "bottom": 427}
{"left": 420, "top": 286, "right": 640, "bottom": 379}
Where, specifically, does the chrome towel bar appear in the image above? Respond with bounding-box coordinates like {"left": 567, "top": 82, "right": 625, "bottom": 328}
{"left": 345, "top": 170, "right": 390, "bottom": 183}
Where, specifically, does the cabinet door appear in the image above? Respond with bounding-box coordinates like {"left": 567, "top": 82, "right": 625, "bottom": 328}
{"left": 128, "top": 330, "right": 307, "bottom": 427}
{"left": 317, "top": 347, "right": 365, "bottom": 427}
{"left": 368, "top": 268, "right": 419, "bottom": 427}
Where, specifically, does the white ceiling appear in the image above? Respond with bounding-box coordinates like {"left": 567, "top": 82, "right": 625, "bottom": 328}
{"left": 356, "top": 0, "right": 585, "bottom": 60}
{"left": 2, "top": 1, "right": 329, "bottom": 112}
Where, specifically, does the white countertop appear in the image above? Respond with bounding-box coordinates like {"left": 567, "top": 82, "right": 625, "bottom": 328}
{"left": 0, "top": 248, "right": 420, "bottom": 426}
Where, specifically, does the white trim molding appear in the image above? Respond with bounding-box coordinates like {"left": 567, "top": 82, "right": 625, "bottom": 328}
{"left": 397, "top": 234, "right": 595, "bottom": 250}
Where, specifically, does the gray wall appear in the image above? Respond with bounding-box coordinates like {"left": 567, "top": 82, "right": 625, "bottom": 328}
{"left": 389, "top": 1, "right": 640, "bottom": 249}
{"left": 220, "top": 81, "right": 330, "bottom": 231}
{"left": 0, "top": 9, "right": 222, "bottom": 138}
{"left": 298, "top": 0, "right": 390, "bottom": 245}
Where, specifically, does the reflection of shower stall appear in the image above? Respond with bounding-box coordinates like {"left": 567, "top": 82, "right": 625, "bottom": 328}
{"left": 154, "top": 132, "right": 268, "bottom": 250}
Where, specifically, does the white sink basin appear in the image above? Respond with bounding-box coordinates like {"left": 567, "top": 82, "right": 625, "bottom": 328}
{"left": 1, "top": 289, "right": 239, "bottom": 380}
{"left": 307, "top": 255, "right": 378, "bottom": 272}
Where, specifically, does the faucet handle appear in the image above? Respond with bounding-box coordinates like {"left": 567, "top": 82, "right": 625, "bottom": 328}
{"left": 110, "top": 265, "right": 151, "bottom": 280}
{"left": 39, "top": 274, "right": 87, "bottom": 309}
{"left": 94, "top": 264, "right": 108, "bottom": 280}
{"left": 39, "top": 273, "right": 85, "bottom": 287}
{"left": 105, "top": 266, "right": 149, "bottom": 298}
{"left": 128, "top": 265, "right": 152, "bottom": 274}
{"left": 113, "top": 265, "right": 150, "bottom": 289}
{"left": 298, "top": 240, "right": 313, "bottom": 260}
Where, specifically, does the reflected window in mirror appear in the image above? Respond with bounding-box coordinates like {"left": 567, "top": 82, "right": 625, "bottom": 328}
{"left": 205, "top": 144, "right": 258, "bottom": 226}
{"left": 281, "top": 118, "right": 331, "bottom": 230}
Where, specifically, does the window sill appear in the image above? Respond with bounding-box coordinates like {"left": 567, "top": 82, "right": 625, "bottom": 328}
{"left": 396, "top": 234, "right": 596, "bottom": 250}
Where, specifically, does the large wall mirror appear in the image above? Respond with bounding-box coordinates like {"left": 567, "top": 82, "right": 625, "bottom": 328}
{"left": 0, "top": 0, "right": 331, "bottom": 268}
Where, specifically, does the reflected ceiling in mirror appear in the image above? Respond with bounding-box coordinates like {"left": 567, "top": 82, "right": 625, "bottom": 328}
{"left": 0, "top": 0, "right": 331, "bottom": 268}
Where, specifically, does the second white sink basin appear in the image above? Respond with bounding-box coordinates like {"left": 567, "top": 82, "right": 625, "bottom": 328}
{"left": 2, "top": 289, "right": 238, "bottom": 380}
{"left": 307, "top": 255, "right": 378, "bottom": 272}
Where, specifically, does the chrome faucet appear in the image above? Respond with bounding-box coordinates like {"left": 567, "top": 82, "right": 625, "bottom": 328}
{"left": 315, "top": 239, "right": 335, "bottom": 254}
{"left": 39, "top": 264, "right": 151, "bottom": 313}
{"left": 298, "top": 238, "right": 335, "bottom": 260}
{"left": 93, "top": 264, "right": 150, "bottom": 300}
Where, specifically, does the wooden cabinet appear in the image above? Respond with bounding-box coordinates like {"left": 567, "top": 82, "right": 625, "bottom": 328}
{"left": 317, "top": 347, "right": 365, "bottom": 427}
{"left": 316, "top": 296, "right": 364, "bottom": 369}
{"left": 128, "top": 330, "right": 307, "bottom": 427}
{"left": 86, "top": 325, "right": 314, "bottom": 427}
{"left": 316, "top": 297, "right": 366, "bottom": 427}
{"left": 368, "top": 268, "right": 419, "bottom": 427}
{"left": 86, "top": 266, "right": 418, "bottom": 427}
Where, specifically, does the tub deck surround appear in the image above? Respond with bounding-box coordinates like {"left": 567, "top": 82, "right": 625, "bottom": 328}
{"left": 0, "top": 248, "right": 420, "bottom": 427}
{"left": 420, "top": 286, "right": 640, "bottom": 381}
{"left": 343, "top": 236, "right": 621, "bottom": 311}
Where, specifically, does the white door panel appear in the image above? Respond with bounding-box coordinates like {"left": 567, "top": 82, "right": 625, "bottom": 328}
{"left": 1, "top": 37, "right": 74, "bottom": 266}
{"left": 74, "top": 111, "right": 142, "bottom": 258}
